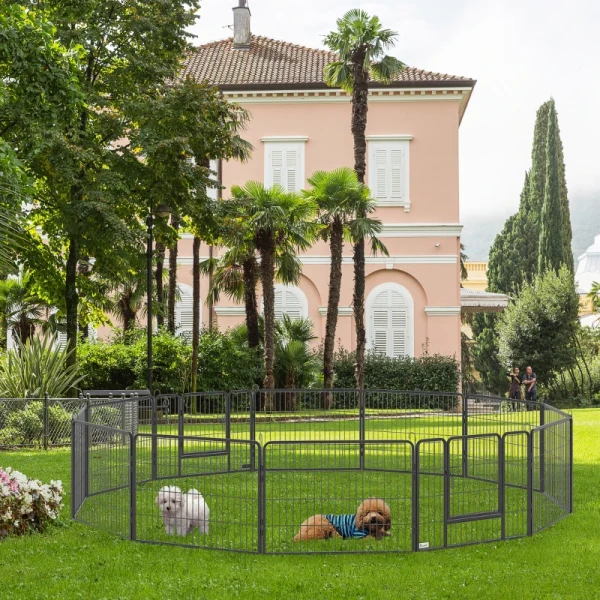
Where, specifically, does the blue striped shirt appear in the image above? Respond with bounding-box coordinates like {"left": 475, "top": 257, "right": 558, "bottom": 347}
{"left": 325, "top": 514, "right": 368, "bottom": 539}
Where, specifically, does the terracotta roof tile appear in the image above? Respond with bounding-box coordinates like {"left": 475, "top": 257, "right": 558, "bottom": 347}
{"left": 181, "top": 36, "right": 474, "bottom": 89}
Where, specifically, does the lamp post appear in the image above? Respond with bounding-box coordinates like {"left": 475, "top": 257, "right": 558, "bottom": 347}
{"left": 147, "top": 202, "right": 172, "bottom": 392}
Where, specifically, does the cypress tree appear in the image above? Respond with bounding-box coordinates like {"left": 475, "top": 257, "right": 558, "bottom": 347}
{"left": 538, "top": 104, "right": 565, "bottom": 274}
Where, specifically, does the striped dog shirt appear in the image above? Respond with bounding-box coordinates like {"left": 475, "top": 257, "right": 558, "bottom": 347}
{"left": 325, "top": 514, "right": 368, "bottom": 539}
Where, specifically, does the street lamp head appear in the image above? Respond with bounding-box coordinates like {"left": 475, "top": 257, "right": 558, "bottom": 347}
{"left": 155, "top": 203, "right": 172, "bottom": 219}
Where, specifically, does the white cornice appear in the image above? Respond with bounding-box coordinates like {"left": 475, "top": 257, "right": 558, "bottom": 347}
{"left": 214, "top": 306, "right": 246, "bottom": 316}
{"left": 366, "top": 135, "right": 414, "bottom": 141}
{"left": 223, "top": 88, "right": 467, "bottom": 105}
{"left": 379, "top": 223, "right": 463, "bottom": 238}
{"left": 260, "top": 136, "right": 309, "bottom": 143}
{"left": 424, "top": 306, "right": 461, "bottom": 316}
{"left": 172, "top": 254, "right": 457, "bottom": 266}
{"left": 318, "top": 307, "right": 354, "bottom": 317}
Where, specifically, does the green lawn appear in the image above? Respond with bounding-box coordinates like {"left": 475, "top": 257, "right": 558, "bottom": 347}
{"left": 0, "top": 408, "right": 598, "bottom": 599}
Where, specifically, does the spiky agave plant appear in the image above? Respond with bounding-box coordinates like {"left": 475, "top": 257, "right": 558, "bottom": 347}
{"left": 0, "top": 334, "right": 83, "bottom": 398}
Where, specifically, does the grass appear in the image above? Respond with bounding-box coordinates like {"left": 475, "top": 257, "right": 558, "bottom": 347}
{"left": 0, "top": 408, "right": 598, "bottom": 599}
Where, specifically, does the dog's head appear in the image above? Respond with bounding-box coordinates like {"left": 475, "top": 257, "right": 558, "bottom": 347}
{"left": 156, "top": 486, "right": 183, "bottom": 514}
{"left": 355, "top": 498, "right": 391, "bottom": 537}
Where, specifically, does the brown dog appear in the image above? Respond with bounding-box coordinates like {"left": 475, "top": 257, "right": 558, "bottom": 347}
{"left": 293, "top": 498, "right": 391, "bottom": 541}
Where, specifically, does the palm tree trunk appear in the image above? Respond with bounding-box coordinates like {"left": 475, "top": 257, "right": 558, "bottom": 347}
{"left": 155, "top": 241, "right": 165, "bottom": 329}
{"left": 324, "top": 218, "right": 344, "bottom": 398}
{"left": 167, "top": 214, "right": 180, "bottom": 334}
{"left": 208, "top": 245, "right": 214, "bottom": 329}
{"left": 351, "top": 56, "right": 369, "bottom": 391}
{"left": 191, "top": 236, "right": 200, "bottom": 393}
{"left": 243, "top": 257, "right": 260, "bottom": 348}
{"left": 65, "top": 236, "right": 79, "bottom": 371}
{"left": 260, "top": 240, "right": 276, "bottom": 396}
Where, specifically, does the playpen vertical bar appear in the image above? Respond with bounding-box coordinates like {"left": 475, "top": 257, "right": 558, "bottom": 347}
{"left": 70, "top": 419, "right": 76, "bottom": 519}
{"left": 130, "top": 433, "right": 137, "bottom": 541}
{"left": 151, "top": 395, "right": 158, "bottom": 480}
{"left": 539, "top": 404, "right": 545, "bottom": 493}
{"left": 462, "top": 394, "right": 468, "bottom": 478}
{"left": 412, "top": 443, "right": 419, "bottom": 552}
{"left": 225, "top": 393, "right": 231, "bottom": 473}
{"left": 84, "top": 397, "right": 90, "bottom": 500}
{"left": 527, "top": 431, "right": 534, "bottom": 536}
{"left": 258, "top": 443, "right": 266, "bottom": 554}
{"left": 443, "top": 439, "right": 449, "bottom": 549}
{"left": 499, "top": 435, "right": 506, "bottom": 540}
{"left": 359, "top": 389, "right": 365, "bottom": 471}
{"left": 569, "top": 416, "right": 574, "bottom": 513}
{"left": 177, "top": 394, "right": 184, "bottom": 477}
{"left": 250, "top": 392, "right": 256, "bottom": 472}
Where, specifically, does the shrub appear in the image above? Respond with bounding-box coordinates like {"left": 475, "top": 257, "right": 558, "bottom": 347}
{"left": 0, "top": 467, "right": 63, "bottom": 538}
{"left": 77, "top": 342, "right": 138, "bottom": 391}
{"left": 333, "top": 350, "right": 461, "bottom": 408}
{"left": 0, "top": 334, "right": 83, "bottom": 398}
{"left": 6, "top": 403, "right": 43, "bottom": 444}
{"left": 47, "top": 405, "right": 72, "bottom": 443}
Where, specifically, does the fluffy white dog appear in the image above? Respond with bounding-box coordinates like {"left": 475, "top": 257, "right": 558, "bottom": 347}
{"left": 155, "top": 485, "right": 209, "bottom": 536}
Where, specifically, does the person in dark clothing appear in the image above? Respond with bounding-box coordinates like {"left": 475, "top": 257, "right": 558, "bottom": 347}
{"left": 508, "top": 367, "right": 522, "bottom": 410}
{"left": 523, "top": 366, "right": 537, "bottom": 407}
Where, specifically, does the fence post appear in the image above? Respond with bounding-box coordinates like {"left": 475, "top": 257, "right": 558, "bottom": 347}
{"left": 443, "top": 439, "right": 449, "bottom": 549}
{"left": 462, "top": 393, "right": 468, "bottom": 478}
{"left": 130, "top": 433, "right": 137, "bottom": 541}
{"left": 151, "top": 395, "right": 158, "bottom": 481}
{"left": 539, "top": 403, "right": 545, "bottom": 494}
{"left": 412, "top": 443, "right": 419, "bottom": 552}
{"left": 225, "top": 393, "right": 231, "bottom": 473}
{"left": 569, "top": 416, "right": 574, "bottom": 513}
{"left": 177, "top": 394, "right": 184, "bottom": 477}
{"left": 527, "top": 432, "right": 534, "bottom": 536}
{"left": 43, "top": 393, "right": 49, "bottom": 451}
{"left": 258, "top": 443, "right": 266, "bottom": 554}
{"left": 84, "top": 396, "right": 90, "bottom": 500}
{"left": 359, "top": 389, "right": 366, "bottom": 471}
{"left": 70, "top": 419, "right": 76, "bottom": 519}
{"left": 499, "top": 436, "right": 506, "bottom": 540}
{"left": 250, "top": 391, "right": 256, "bottom": 472}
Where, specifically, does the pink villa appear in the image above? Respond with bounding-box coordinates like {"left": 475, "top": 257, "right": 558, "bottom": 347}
{"left": 168, "top": 4, "right": 485, "bottom": 362}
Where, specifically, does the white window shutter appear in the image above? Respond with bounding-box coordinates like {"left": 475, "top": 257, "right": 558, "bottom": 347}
{"left": 371, "top": 289, "right": 409, "bottom": 357}
{"left": 368, "top": 141, "right": 409, "bottom": 207}
{"left": 56, "top": 332, "right": 67, "bottom": 351}
{"left": 208, "top": 159, "right": 218, "bottom": 200}
{"left": 265, "top": 142, "right": 304, "bottom": 192}
{"left": 271, "top": 150, "right": 284, "bottom": 187}
{"left": 176, "top": 286, "right": 194, "bottom": 341}
{"left": 274, "top": 288, "right": 303, "bottom": 321}
{"left": 375, "top": 149, "right": 388, "bottom": 200}
{"left": 390, "top": 149, "right": 404, "bottom": 200}
{"left": 286, "top": 150, "right": 297, "bottom": 192}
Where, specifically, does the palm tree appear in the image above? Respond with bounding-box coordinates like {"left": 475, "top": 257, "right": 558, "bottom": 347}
{"left": 324, "top": 9, "right": 405, "bottom": 390}
{"left": 0, "top": 273, "right": 46, "bottom": 346}
{"left": 110, "top": 273, "right": 147, "bottom": 336}
{"left": 303, "top": 168, "right": 385, "bottom": 391}
{"left": 230, "top": 182, "right": 317, "bottom": 392}
{"left": 588, "top": 282, "right": 600, "bottom": 314}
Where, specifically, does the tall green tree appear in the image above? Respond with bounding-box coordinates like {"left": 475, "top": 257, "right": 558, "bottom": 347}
{"left": 15, "top": 0, "right": 200, "bottom": 371}
{"left": 230, "top": 182, "right": 317, "bottom": 391}
{"left": 303, "top": 167, "right": 385, "bottom": 390}
{"left": 538, "top": 105, "right": 565, "bottom": 274}
{"left": 324, "top": 9, "right": 405, "bottom": 390}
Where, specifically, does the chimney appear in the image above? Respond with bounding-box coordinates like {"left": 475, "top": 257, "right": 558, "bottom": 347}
{"left": 233, "top": 1, "right": 251, "bottom": 48}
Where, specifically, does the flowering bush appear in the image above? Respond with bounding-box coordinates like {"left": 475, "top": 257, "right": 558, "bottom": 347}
{"left": 0, "top": 467, "right": 63, "bottom": 537}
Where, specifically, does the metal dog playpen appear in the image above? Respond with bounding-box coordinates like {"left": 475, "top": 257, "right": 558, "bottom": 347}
{"left": 71, "top": 389, "right": 573, "bottom": 554}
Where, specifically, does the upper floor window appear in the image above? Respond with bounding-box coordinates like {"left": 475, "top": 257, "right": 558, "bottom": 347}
{"left": 367, "top": 136, "right": 412, "bottom": 210}
{"left": 262, "top": 137, "right": 307, "bottom": 192}
{"left": 366, "top": 283, "right": 414, "bottom": 358}
{"left": 176, "top": 283, "right": 195, "bottom": 340}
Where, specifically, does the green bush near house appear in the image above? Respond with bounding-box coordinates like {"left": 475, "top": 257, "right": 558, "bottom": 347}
{"left": 333, "top": 350, "right": 461, "bottom": 406}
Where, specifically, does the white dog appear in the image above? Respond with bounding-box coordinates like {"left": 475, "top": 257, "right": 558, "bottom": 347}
{"left": 156, "top": 485, "right": 209, "bottom": 536}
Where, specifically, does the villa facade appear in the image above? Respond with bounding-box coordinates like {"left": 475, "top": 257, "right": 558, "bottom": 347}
{"left": 170, "top": 4, "right": 477, "bottom": 360}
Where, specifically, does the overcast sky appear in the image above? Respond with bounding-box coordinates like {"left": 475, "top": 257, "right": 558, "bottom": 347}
{"left": 190, "top": 0, "right": 600, "bottom": 218}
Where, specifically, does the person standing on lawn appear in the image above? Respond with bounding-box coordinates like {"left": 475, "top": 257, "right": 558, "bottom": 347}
{"left": 523, "top": 366, "right": 537, "bottom": 406}
{"left": 508, "top": 367, "right": 522, "bottom": 410}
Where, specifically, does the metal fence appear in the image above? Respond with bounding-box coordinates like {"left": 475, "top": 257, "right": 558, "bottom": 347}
{"left": 70, "top": 389, "right": 573, "bottom": 554}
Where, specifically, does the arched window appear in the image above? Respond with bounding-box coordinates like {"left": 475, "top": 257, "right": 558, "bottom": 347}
{"left": 262, "top": 285, "right": 308, "bottom": 321}
{"left": 175, "top": 283, "right": 195, "bottom": 339}
{"left": 366, "top": 283, "right": 414, "bottom": 358}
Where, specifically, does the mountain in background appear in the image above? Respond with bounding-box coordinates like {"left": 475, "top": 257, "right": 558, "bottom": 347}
{"left": 461, "top": 190, "right": 600, "bottom": 262}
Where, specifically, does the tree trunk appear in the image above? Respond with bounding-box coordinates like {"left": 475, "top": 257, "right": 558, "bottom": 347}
{"left": 351, "top": 54, "right": 369, "bottom": 391}
{"left": 122, "top": 301, "right": 137, "bottom": 337}
{"left": 191, "top": 236, "right": 200, "bottom": 393}
{"left": 323, "top": 218, "right": 344, "bottom": 401}
{"left": 167, "top": 214, "right": 180, "bottom": 334}
{"left": 260, "top": 238, "right": 276, "bottom": 396}
{"left": 78, "top": 257, "right": 91, "bottom": 340}
{"left": 208, "top": 245, "right": 214, "bottom": 329}
{"left": 155, "top": 241, "right": 165, "bottom": 329}
{"left": 242, "top": 257, "right": 260, "bottom": 348}
{"left": 65, "top": 237, "right": 79, "bottom": 372}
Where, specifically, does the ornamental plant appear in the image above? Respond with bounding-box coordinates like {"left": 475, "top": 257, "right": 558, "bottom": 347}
{"left": 0, "top": 467, "right": 63, "bottom": 537}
